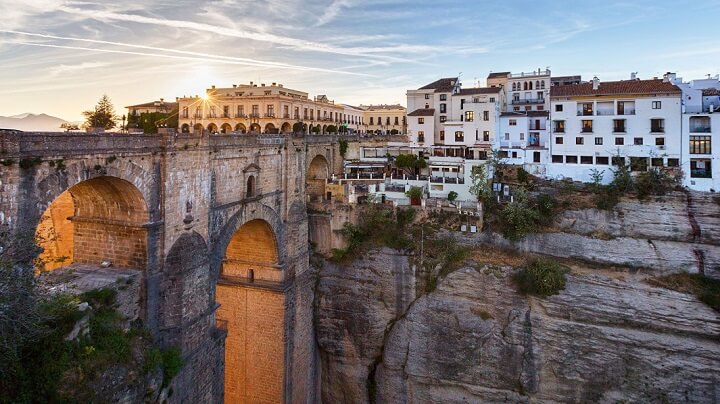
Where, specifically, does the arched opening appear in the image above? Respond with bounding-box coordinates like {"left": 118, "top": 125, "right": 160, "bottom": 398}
{"left": 281, "top": 122, "right": 291, "bottom": 133}
{"left": 35, "top": 176, "right": 149, "bottom": 272}
{"left": 193, "top": 123, "right": 204, "bottom": 132}
{"left": 235, "top": 123, "right": 247, "bottom": 134}
{"left": 181, "top": 123, "right": 190, "bottom": 133}
{"left": 321, "top": 125, "right": 327, "bottom": 134}
{"left": 216, "top": 219, "right": 284, "bottom": 403}
{"left": 307, "top": 155, "right": 329, "bottom": 202}
{"left": 207, "top": 123, "right": 218, "bottom": 134}
{"left": 249, "top": 123, "right": 261, "bottom": 133}
{"left": 160, "top": 232, "right": 209, "bottom": 344}
{"left": 264, "top": 123, "right": 276, "bottom": 134}
{"left": 220, "top": 123, "right": 232, "bottom": 134}
{"left": 246, "top": 175, "right": 256, "bottom": 198}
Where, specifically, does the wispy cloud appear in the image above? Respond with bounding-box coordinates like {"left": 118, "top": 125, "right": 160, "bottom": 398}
{"left": 315, "top": 0, "right": 353, "bottom": 26}
{"left": 48, "top": 61, "right": 109, "bottom": 76}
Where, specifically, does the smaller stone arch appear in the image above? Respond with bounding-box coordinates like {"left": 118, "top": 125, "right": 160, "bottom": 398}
{"left": 249, "top": 123, "right": 261, "bottom": 133}
{"left": 193, "top": 123, "right": 204, "bottom": 131}
{"left": 220, "top": 123, "right": 232, "bottom": 134}
{"left": 207, "top": 123, "right": 218, "bottom": 133}
{"left": 264, "top": 123, "right": 276, "bottom": 134}
{"left": 321, "top": 125, "right": 327, "bottom": 134}
{"left": 235, "top": 123, "right": 247, "bottom": 133}
{"left": 281, "top": 122, "right": 292, "bottom": 133}
{"left": 181, "top": 123, "right": 190, "bottom": 133}
{"left": 307, "top": 155, "right": 330, "bottom": 202}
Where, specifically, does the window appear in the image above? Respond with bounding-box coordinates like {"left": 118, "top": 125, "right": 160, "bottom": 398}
{"left": 440, "top": 115, "right": 447, "bottom": 123}
{"left": 576, "top": 137, "right": 584, "bottom": 145}
{"left": 555, "top": 137, "right": 564, "bottom": 144}
{"left": 513, "top": 107, "right": 520, "bottom": 111}
{"left": 460, "top": 99, "right": 466, "bottom": 110}
{"left": 634, "top": 137, "right": 644, "bottom": 145}
{"left": 553, "top": 120, "right": 565, "bottom": 133}
{"left": 182, "top": 107, "right": 188, "bottom": 118}
{"left": 418, "top": 117, "right": 424, "bottom": 124}
{"left": 440, "top": 94, "right": 447, "bottom": 101}
{"left": 512, "top": 151, "right": 518, "bottom": 158}
{"left": 651, "top": 118, "right": 665, "bottom": 132}
{"left": 490, "top": 97, "right": 495, "bottom": 103}
{"left": 209, "top": 106, "right": 216, "bottom": 118}
{"left": 581, "top": 156, "right": 593, "bottom": 164}
{"left": 595, "top": 137, "right": 603, "bottom": 145}
{"left": 581, "top": 103, "right": 593, "bottom": 116}
{"left": 504, "top": 133, "right": 510, "bottom": 140}
{"left": 520, "top": 133, "right": 525, "bottom": 140}
{"left": 690, "top": 116, "right": 712, "bottom": 133}
{"left": 483, "top": 131, "right": 490, "bottom": 141}
{"left": 440, "top": 103, "right": 447, "bottom": 113}
{"left": 656, "top": 137, "right": 665, "bottom": 146}
{"left": 369, "top": 117, "right": 374, "bottom": 125}
{"left": 417, "top": 131, "right": 425, "bottom": 142}
{"left": 499, "top": 151, "right": 509, "bottom": 158}
{"left": 425, "top": 104, "right": 429, "bottom": 109}
{"left": 537, "top": 106, "right": 544, "bottom": 111}
{"left": 651, "top": 158, "right": 664, "bottom": 167}
{"left": 612, "top": 156, "right": 625, "bottom": 167}
{"left": 630, "top": 157, "right": 648, "bottom": 172}
{"left": 267, "top": 105, "right": 274, "bottom": 116}
{"left": 613, "top": 119, "right": 626, "bottom": 133}
{"left": 425, "top": 94, "right": 430, "bottom": 99}
{"left": 615, "top": 137, "right": 624, "bottom": 145}
{"left": 509, "top": 119, "right": 517, "bottom": 126}
{"left": 566, "top": 155, "right": 578, "bottom": 164}
{"left": 246, "top": 175, "right": 256, "bottom": 197}
{"left": 455, "top": 131, "right": 464, "bottom": 142}
{"left": 483, "top": 111, "right": 489, "bottom": 121}
{"left": 440, "top": 130, "right": 445, "bottom": 141}
{"left": 465, "top": 111, "right": 474, "bottom": 122}
{"left": 252, "top": 104, "right": 259, "bottom": 116}
{"left": 667, "top": 158, "right": 679, "bottom": 167}
{"left": 552, "top": 155, "right": 563, "bottom": 163}
{"left": 596, "top": 156, "right": 609, "bottom": 165}
{"left": 533, "top": 152, "right": 541, "bottom": 163}
{"left": 690, "top": 136, "right": 712, "bottom": 154}
{"left": 555, "top": 104, "right": 563, "bottom": 112}
{"left": 652, "top": 101, "right": 662, "bottom": 109}
{"left": 582, "top": 120, "right": 593, "bottom": 133}
{"left": 386, "top": 117, "right": 391, "bottom": 125}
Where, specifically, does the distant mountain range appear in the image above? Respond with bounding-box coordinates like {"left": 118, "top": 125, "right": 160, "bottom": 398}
{"left": 0, "top": 113, "right": 77, "bottom": 132}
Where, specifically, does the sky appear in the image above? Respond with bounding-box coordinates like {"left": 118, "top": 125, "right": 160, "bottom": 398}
{"left": 0, "top": 0, "right": 719, "bottom": 121}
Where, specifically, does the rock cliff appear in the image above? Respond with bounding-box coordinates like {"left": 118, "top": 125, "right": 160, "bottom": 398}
{"left": 315, "top": 192, "right": 720, "bottom": 403}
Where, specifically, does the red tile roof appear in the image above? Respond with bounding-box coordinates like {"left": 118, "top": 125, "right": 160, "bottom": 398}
{"left": 408, "top": 108, "right": 435, "bottom": 117}
{"left": 418, "top": 77, "right": 458, "bottom": 92}
{"left": 702, "top": 88, "right": 720, "bottom": 96}
{"left": 550, "top": 79, "right": 681, "bottom": 98}
{"left": 456, "top": 87, "right": 501, "bottom": 95}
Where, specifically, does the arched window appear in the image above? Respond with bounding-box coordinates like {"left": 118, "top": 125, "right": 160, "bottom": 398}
{"left": 528, "top": 81, "right": 533, "bottom": 90}
{"left": 512, "top": 82, "right": 517, "bottom": 91}
{"left": 523, "top": 82, "right": 528, "bottom": 91}
{"left": 540, "top": 81, "right": 545, "bottom": 89}
{"left": 536, "top": 80, "right": 540, "bottom": 89}
{"left": 246, "top": 175, "right": 256, "bottom": 198}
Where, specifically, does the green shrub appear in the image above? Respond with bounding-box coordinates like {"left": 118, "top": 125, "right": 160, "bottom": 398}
{"left": 447, "top": 191, "right": 458, "bottom": 202}
{"left": 516, "top": 167, "right": 530, "bottom": 184}
{"left": 536, "top": 194, "right": 556, "bottom": 225}
{"left": 514, "top": 258, "right": 568, "bottom": 297}
{"left": 339, "top": 139, "right": 348, "bottom": 157}
{"left": 501, "top": 188, "right": 538, "bottom": 241}
{"left": 648, "top": 272, "right": 720, "bottom": 312}
{"left": 161, "top": 347, "right": 183, "bottom": 387}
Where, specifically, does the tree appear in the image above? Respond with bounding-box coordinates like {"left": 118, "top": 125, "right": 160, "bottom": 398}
{"left": 293, "top": 122, "right": 305, "bottom": 133}
{"left": 394, "top": 154, "right": 426, "bottom": 175}
{"left": 82, "top": 95, "right": 118, "bottom": 130}
{"left": 59, "top": 123, "right": 79, "bottom": 132}
{"left": 469, "top": 164, "right": 492, "bottom": 203}
{"left": 447, "top": 191, "right": 458, "bottom": 202}
{"left": 326, "top": 124, "right": 338, "bottom": 133}
{"left": 339, "top": 139, "right": 348, "bottom": 158}
{"left": 501, "top": 187, "right": 539, "bottom": 241}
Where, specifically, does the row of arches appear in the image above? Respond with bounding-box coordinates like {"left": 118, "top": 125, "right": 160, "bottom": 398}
{"left": 511, "top": 80, "right": 546, "bottom": 91}
{"left": 180, "top": 122, "right": 295, "bottom": 134}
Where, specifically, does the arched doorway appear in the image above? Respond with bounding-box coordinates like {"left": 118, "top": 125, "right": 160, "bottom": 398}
{"left": 264, "top": 123, "right": 276, "bottom": 134}
{"left": 281, "top": 122, "right": 291, "bottom": 133}
{"left": 181, "top": 123, "right": 190, "bottom": 133}
{"left": 216, "top": 219, "right": 284, "bottom": 403}
{"left": 235, "top": 123, "right": 247, "bottom": 133}
{"left": 220, "top": 123, "right": 232, "bottom": 134}
{"left": 307, "top": 155, "right": 329, "bottom": 202}
{"left": 35, "top": 176, "right": 149, "bottom": 272}
{"left": 207, "top": 123, "right": 218, "bottom": 133}
{"left": 249, "top": 123, "right": 261, "bottom": 133}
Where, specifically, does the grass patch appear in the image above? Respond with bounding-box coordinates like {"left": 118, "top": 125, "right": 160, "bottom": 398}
{"left": 514, "top": 258, "right": 568, "bottom": 297}
{"left": 647, "top": 273, "right": 720, "bottom": 312}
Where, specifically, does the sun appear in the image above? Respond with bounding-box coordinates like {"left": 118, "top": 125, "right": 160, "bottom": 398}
{"left": 200, "top": 93, "right": 209, "bottom": 101}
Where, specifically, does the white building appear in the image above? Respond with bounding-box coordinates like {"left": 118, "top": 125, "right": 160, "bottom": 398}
{"left": 547, "top": 76, "right": 682, "bottom": 183}
{"left": 670, "top": 73, "right": 720, "bottom": 190}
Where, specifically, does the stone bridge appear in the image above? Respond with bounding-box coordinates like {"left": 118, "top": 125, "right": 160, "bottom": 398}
{"left": 0, "top": 131, "right": 345, "bottom": 403}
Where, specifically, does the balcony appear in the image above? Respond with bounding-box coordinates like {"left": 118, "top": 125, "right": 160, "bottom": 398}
{"left": 576, "top": 110, "right": 594, "bottom": 116}
{"left": 553, "top": 126, "right": 565, "bottom": 133}
{"left": 283, "top": 113, "right": 290, "bottom": 119}
{"left": 511, "top": 98, "right": 545, "bottom": 105}
{"left": 250, "top": 113, "right": 260, "bottom": 118}
{"left": 509, "top": 69, "right": 550, "bottom": 78}
{"left": 418, "top": 136, "right": 425, "bottom": 143}
{"left": 265, "top": 113, "right": 275, "bottom": 118}
{"left": 650, "top": 126, "right": 665, "bottom": 133}
{"left": 691, "top": 126, "right": 712, "bottom": 133}
{"left": 194, "top": 114, "right": 202, "bottom": 118}
{"left": 303, "top": 115, "right": 309, "bottom": 120}
{"left": 581, "top": 127, "right": 593, "bottom": 133}
{"left": 613, "top": 126, "right": 626, "bottom": 133}
{"left": 235, "top": 113, "right": 247, "bottom": 118}
{"left": 223, "top": 113, "right": 230, "bottom": 118}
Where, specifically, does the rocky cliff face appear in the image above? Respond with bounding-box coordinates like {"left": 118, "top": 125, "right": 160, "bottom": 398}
{"left": 314, "top": 193, "right": 720, "bottom": 403}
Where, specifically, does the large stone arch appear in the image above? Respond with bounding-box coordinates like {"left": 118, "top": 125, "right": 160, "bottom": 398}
{"left": 35, "top": 175, "right": 150, "bottom": 272}
{"left": 235, "top": 123, "right": 247, "bottom": 133}
{"left": 281, "top": 122, "right": 292, "bottom": 133}
{"left": 213, "top": 205, "right": 286, "bottom": 403}
{"left": 264, "top": 122, "right": 276, "bottom": 134}
{"left": 159, "top": 231, "right": 210, "bottom": 346}
{"left": 207, "top": 123, "right": 218, "bottom": 133}
{"left": 306, "top": 154, "right": 329, "bottom": 202}
{"left": 249, "top": 123, "right": 261, "bottom": 133}
{"left": 220, "top": 123, "right": 232, "bottom": 134}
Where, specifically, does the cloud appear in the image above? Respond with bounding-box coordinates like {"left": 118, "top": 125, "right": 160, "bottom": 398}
{"left": 1, "top": 31, "right": 372, "bottom": 76}
{"left": 315, "top": 0, "right": 353, "bottom": 26}
{"left": 48, "top": 61, "right": 109, "bottom": 76}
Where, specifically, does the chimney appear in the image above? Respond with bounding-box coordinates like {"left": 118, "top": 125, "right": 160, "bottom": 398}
{"left": 233, "top": 84, "right": 237, "bottom": 88}
{"left": 211, "top": 85, "right": 215, "bottom": 89}
{"left": 663, "top": 72, "right": 676, "bottom": 83}
{"left": 630, "top": 72, "right": 637, "bottom": 80}
{"left": 160, "top": 98, "right": 164, "bottom": 102}
{"left": 261, "top": 83, "right": 265, "bottom": 87}
{"left": 272, "top": 82, "right": 276, "bottom": 86}
{"left": 592, "top": 76, "right": 600, "bottom": 90}
{"left": 249, "top": 81, "right": 253, "bottom": 85}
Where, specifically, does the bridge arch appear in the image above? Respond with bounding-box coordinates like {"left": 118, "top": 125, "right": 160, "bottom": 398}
{"left": 214, "top": 208, "right": 286, "bottom": 403}
{"left": 35, "top": 176, "right": 149, "bottom": 272}
{"left": 160, "top": 231, "right": 209, "bottom": 345}
{"left": 307, "top": 154, "right": 330, "bottom": 202}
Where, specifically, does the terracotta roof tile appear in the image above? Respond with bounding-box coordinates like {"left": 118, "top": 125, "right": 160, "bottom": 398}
{"left": 702, "top": 88, "right": 720, "bottom": 96}
{"left": 550, "top": 79, "right": 680, "bottom": 98}
{"left": 487, "top": 72, "right": 510, "bottom": 79}
{"left": 418, "top": 77, "right": 458, "bottom": 92}
{"left": 408, "top": 108, "right": 435, "bottom": 117}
